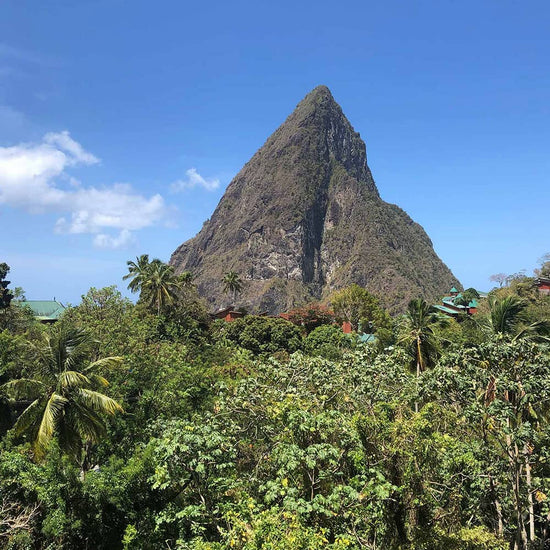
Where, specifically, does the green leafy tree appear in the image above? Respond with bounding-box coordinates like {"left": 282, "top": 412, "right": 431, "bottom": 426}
{"left": 329, "top": 284, "right": 390, "bottom": 332}
{"left": 220, "top": 316, "right": 303, "bottom": 355}
{"left": 304, "top": 324, "right": 355, "bottom": 360}
{"left": 149, "top": 418, "right": 238, "bottom": 541}
{"left": 0, "top": 262, "right": 14, "bottom": 312}
{"left": 2, "top": 325, "right": 123, "bottom": 461}
{"left": 0, "top": 264, "right": 36, "bottom": 333}
{"left": 454, "top": 287, "right": 480, "bottom": 307}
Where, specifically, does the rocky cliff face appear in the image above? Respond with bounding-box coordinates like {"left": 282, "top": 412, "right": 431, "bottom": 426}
{"left": 170, "top": 86, "right": 460, "bottom": 313}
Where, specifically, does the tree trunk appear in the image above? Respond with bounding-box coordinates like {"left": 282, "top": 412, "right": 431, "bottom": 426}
{"left": 415, "top": 336, "right": 421, "bottom": 413}
{"left": 415, "top": 358, "right": 420, "bottom": 413}
{"left": 509, "top": 436, "right": 527, "bottom": 549}
{"left": 489, "top": 472, "right": 504, "bottom": 537}
{"left": 524, "top": 443, "right": 535, "bottom": 542}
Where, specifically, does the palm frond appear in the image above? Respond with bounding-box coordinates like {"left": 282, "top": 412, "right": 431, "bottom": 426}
{"left": 489, "top": 295, "right": 526, "bottom": 335}
{"left": 58, "top": 370, "right": 91, "bottom": 390}
{"left": 35, "top": 393, "right": 68, "bottom": 456}
{"left": 56, "top": 409, "right": 85, "bottom": 460}
{"left": 2, "top": 378, "right": 46, "bottom": 400}
{"left": 77, "top": 389, "right": 123, "bottom": 415}
{"left": 13, "top": 398, "right": 44, "bottom": 437}
{"left": 84, "top": 356, "right": 123, "bottom": 372}
{"left": 87, "top": 373, "right": 109, "bottom": 387}
{"left": 69, "top": 400, "right": 107, "bottom": 443}
{"left": 514, "top": 320, "right": 550, "bottom": 343}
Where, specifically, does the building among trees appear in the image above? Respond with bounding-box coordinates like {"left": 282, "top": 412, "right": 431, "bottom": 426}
{"left": 434, "top": 287, "right": 478, "bottom": 317}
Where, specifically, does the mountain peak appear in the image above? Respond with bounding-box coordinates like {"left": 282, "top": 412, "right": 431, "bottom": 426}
{"left": 303, "top": 84, "right": 333, "bottom": 100}
{"left": 170, "top": 88, "right": 459, "bottom": 313}
{"left": 269, "top": 86, "right": 378, "bottom": 196}
{"left": 287, "top": 85, "right": 341, "bottom": 124}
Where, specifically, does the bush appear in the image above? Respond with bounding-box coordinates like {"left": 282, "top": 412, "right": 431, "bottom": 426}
{"left": 304, "top": 325, "right": 355, "bottom": 359}
{"left": 219, "top": 316, "right": 303, "bottom": 355}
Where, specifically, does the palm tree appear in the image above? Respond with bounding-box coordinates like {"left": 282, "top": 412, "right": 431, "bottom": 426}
{"left": 2, "top": 325, "right": 123, "bottom": 461}
{"left": 123, "top": 254, "right": 151, "bottom": 294}
{"left": 142, "top": 261, "right": 182, "bottom": 315}
{"left": 398, "top": 298, "right": 449, "bottom": 412}
{"left": 178, "top": 271, "right": 194, "bottom": 288}
{"left": 222, "top": 271, "right": 243, "bottom": 305}
{"left": 484, "top": 295, "right": 549, "bottom": 341}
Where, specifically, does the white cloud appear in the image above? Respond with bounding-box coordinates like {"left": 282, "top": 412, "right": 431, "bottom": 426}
{"left": 0, "top": 131, "right": 168, "bottom": 247}
{"left": 93, "top": 229, "right": 135, "bottom": 249}
{"left": 171, "top": 167, "right": 220, "bottom": 192}
{"left": 44, "top": 130, "right": 99, "bottom": 165}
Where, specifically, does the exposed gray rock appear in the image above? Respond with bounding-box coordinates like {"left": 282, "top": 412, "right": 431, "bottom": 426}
{"left": 170, "top": 86, "right": 460, "bottom": 313}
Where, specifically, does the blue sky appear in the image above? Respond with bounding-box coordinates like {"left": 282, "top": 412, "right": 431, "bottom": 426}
{"left": 1, "top": 0, "right": 549, "bottom": 303}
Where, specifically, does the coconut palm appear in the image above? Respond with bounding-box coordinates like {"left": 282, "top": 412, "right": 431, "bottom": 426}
{"left": 123, "top": 254, "right": 151, "bottom": 294}
{"left": 178, "top": 271, "right": 194, "bottom": 288}
{"left": 398, "top": 298, "right": 449, "bottom": 412}
{"left": 398, "top": 298, "right": 449, "bottom": 376}
{"left": 2, "top": 325, "right": 123, "bottom": 461}
{"left": 483, "top": 295, "right": 549, "bottom": 341}
{"left": 142, "top": 261, "right": 182, "bottom": 315}
{"left": 222, "top": 271, "right": 243, "bottom": 304}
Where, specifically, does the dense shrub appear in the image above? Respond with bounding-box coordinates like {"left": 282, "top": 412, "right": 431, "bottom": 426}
{"left": 218, "top": 316, "right": 303, "bottom": 354}
{"left": 304, "top": 324, "right": 355, "bottom": 359}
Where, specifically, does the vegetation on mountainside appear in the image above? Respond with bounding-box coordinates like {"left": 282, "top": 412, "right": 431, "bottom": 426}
{"left": 170, "top": 86, "right": 459, "bottom": 315}
{"left": 0, "top": 256, "right": 549, "bottom": 549}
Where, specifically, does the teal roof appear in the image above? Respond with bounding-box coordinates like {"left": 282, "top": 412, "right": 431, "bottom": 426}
{"left": 468, "top": 299, "right": 478, "bottom": 308}
{"left": 17, "top": 300, "right": 66, "bottom": 321}
{"left": 358, "top": 333, "right": 376, "bottom": 343}
{"left": 450, "top": 287, "right": 459, "bottom": 293}
{"left": 442, "top": 297, "right": 465, "bottom": 308}
{"left": 434, "top": 304, "right": 459, "bottom": 315}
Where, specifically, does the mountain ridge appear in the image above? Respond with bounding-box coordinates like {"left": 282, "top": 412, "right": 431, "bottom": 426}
{"left": 170, "top": 86, "right": 460, "bottom": 313}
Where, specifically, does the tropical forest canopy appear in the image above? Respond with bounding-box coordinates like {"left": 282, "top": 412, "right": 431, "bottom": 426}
{"left": 0, "top": 257, "right": 549, "bottom": 549}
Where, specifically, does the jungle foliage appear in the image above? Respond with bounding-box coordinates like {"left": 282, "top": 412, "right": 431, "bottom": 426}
{"left": 0, "top": 260, "right": 549, "bottom": 550}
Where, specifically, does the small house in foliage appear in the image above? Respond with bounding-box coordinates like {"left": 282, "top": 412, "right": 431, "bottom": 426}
{"left": 17, "top": 300, "right": 66, "bottom": 323}
{"left": 536, "top": 277, "right": 550, "bottom": 296}
{"left": 212, "top": 306, "right": 244, "bottom": 322}
{"left": 433, "top": 289, "right": 478, "bottom": 318}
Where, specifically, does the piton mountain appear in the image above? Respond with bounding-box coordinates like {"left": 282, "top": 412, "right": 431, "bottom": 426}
{"left": 170, "top": 86, "right": 460, "bottom": 313}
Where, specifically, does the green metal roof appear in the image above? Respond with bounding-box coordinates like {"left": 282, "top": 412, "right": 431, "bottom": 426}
{"left": 468, "top": 299, "right": 478, "bottom": 308}
{"left": 358, "top": 333, "right": 376, "bottom": 343}
{"left": 450, "top": 287, "right": 459, "bottom": 293}
{"left": 442, "top": 297, "right": 465, "bottom": 308}
{"left": 17, "top": 300, "right": 66, "bottom": 321}
{"left": 434, "top": 304, "right": 459, "bottom": 315}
